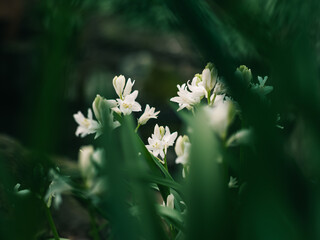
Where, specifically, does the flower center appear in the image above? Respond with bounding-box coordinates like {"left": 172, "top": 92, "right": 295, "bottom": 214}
{"left": 123, "top": 103, "right": 132, "bottom": 109}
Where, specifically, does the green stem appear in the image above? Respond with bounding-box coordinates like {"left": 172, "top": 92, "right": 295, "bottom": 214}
{"left": 163, "top": 155, "right": 168, "bottom": 171}
{"left": 44, "top": 204, "right": 60, "bottom": 240}
{"left": 211, "top": 92, "right": 217, "bottom": 106}
{"left": 207, "top": 90, "right": 211, "bottom": 105}
{"left": 89, "top": 206, "right": 101, "bottom": 240}
{"left": 135, "top": 123, "right": 141, "bottom": 133}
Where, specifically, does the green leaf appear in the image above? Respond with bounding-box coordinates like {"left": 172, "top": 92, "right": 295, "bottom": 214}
{"left": 156, "top": 206, "right": 185, "bottom": 232}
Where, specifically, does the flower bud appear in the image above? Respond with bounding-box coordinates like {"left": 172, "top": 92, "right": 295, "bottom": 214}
{"left": 235, "top": 65, "right": 252, "bottom": 85}
{"left": 93, "top": 94, "right": 117, "bottom": 126}
{"left": 79, "top": 145, "right": 94, "bottom": 180}
{"left": 175, "top": 135, "right": 190, "bottom": 157}
{"left": 112, "top": 75, "right": 126, "bottom": 99}
{"left": 202, "top": 62, "right": 217, "bottom": 92}
{"left": 166, "top": 194, "right": 174, "bottom": 209}
{"left": 159, "top": 126, "right": 165, "bottom": 138}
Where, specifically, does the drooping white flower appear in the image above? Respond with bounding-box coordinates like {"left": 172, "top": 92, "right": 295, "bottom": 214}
{"left": 228, "top": 176, "right": 238, "bottom": 188}
{"left": 117, "top": 90, "right": 142, "bottom": 115}
{"left": 146, "top": 124, "right": 177, "bottom": 159}
{"left": 138, "top": 104, "right": 160, "bottom": 126}
{"left": 73, "top": 109, "right": 101, "bottom": 138}
{"left": 170, "top": 83, "right": 202, "bottom": 111}
{"left": 174, "top": 135, "right": 191, "bottom": 165}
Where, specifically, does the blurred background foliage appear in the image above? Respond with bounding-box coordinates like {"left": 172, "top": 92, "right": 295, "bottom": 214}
{"left": 1, "top": 0, "right": 320, "bottom": 239}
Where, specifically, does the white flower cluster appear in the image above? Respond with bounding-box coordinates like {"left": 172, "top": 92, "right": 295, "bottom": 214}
{"left": 146, "top": 124, "right": 178, "bottom": 161}
{"left": 72, "top": 64, "right": 273, "bottom": 184}
{"left": 170, "top": 63, "right": 218, "bottom": 111}
{"left": 74, "top": 75, "right": 160, "bottom": 138}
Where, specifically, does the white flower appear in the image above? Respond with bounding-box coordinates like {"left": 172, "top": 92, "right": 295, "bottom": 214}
{"left": 79, "top": 146, "right": 104, "bottom": 188}
{"left": 111, "top": 75, "right": 142, "bottom": 115}
{"left": 228, "top": 176, "right": 238, "bottom": 188}
{"left": 117, "top": 90, "right": 142, "bottom": 115}
{"left": 138, "top": 104, "right": 160, "bottom": 125}
{"left": 147, "top": 137, "right": 165, "bottom": 159}
{"left": 174, "top": 135, "right": 190, "bottom": 165}
{"left": 73, "top": 109, "right": 101, "bottom": 138}
{"left": 187, "top": 76, "right": 206, "bottom": 98}
{"left": 251, "top": 76, "right": 273, "bottom": 96}
{"left": 204, "top": 97, "right": 236, "bottom": 139}
{"left": 162, "top": 193, "right": 174, "bottom": 209}
{"left": 166, "top": 194, "right": 175, "bottom": 209}
{"left": 162, "top": 126, "right": 178, "bottom": 154}
{"left": 170, "top": 63, "right": 218, "bottom": 111}
{"left": 213, "top": 80, "right": 227, "bottom": 95}
{"left": 146, "top": 124, "right": 177, "bottom": 159}
{"left": 113, "top": 75, "right": 135, "bottom": 100}
{"left": 170, "top": 83, "right": 202, "bottom": 111}
{"left": 210, "top": 93, "right": 225, "bottom": 106}
{"left": 202, "top": 68, "right": 216, "bottom": 93}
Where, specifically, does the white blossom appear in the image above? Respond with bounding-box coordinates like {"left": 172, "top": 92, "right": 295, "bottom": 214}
{"left": 117, "top": 90, "right": 142, "bottom": 115}
{"left": 202, "top": 68, "right": 216, "bottom": 93}
{"left": 113, "top": 75, "right": 136, "bottom": 99}
{"left": 187, "top": 76, "right": 206, "bottom": 98}
{"left": 138, "top": 104, "right": 160, "bottom": 126}
{"left": 79, "top": 146, "right": 104, "bottom": 188}
{"left": 170, "top": 83, "right": 202, "bottom": 111}
{"left": 204, "top": 97, "right": 236, "bottom": 139}
{"left": 162, "top": 193, "right": 174, "bottom": 209}
{"left": 174, "top": 135, "right": 190, "bottom": 165}
{"left": 166, "top": 194, "right": 175, "bottom": 209}
{"left": 73, "top": 109, "right": 101, "bottom": 138}
{"left": 146, "top": 124, "right": 177, "bottom": 159}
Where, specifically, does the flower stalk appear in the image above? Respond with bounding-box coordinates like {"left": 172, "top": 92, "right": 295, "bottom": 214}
{"left": 44, "top": 203, "right": 60, "bottom": 240}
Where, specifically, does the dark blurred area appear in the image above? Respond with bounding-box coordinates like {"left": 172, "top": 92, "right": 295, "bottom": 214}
{"left": 0, "top": 0, "right": 202, "bottom": 160}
